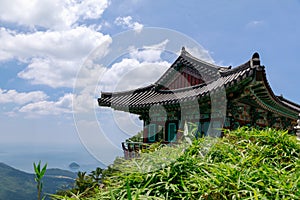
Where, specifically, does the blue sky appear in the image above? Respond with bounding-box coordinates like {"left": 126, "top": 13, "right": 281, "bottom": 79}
{"left": 0, "top": 0, "right": 299, "bottom": 171}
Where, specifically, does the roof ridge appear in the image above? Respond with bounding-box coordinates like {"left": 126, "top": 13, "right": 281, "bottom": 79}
{"left": 220, "top": 60, "right": 251, "bottom": 76}
{"left": 156, "top": 81, "right": 209, "bottom": 94}
{"left": 180, "top": 47, "right": 219, "bottom": 70}
{"left": 101, "top": 84, "right": 156, "bottom": 97}
{"left": 155, "top": 48, "right": 220, "bottom": 87}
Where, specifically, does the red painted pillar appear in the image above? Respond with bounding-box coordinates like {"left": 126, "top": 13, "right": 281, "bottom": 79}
{"left": 143, "top": 127, "right": 148, "bottom": 143}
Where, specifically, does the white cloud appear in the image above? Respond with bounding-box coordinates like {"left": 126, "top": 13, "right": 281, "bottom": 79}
{"left": 0, "top": 88, "right": 48, "bottom": 105}
{"left": 72, "top": 60, "right": 108, "bottom": 113}
{"left": 0, "top": 89, "right": 73, "bottom": 117}
{"left": 76, "top": 0, "right": 110, "bottom": 20}
{"left": 114, "top": 16, "right": 143, "bottom": 33}
{"left": 72, "top": 92, "right": 96, "bottom": 113}
{"left": 100, "top": 59, "right": 169, "bottom": 92}
{"left": 0, "top": 26, "right": 112, "bottom": 88}
{"left": 0, "top": 0, "right": 110, "bottom": 30}
{"left": 182, "top": 46, "right": 215, "bottom": 64}
{"left": 0, "top": 26, "right": 110, "bottom": 61}
{"left": 18, "top": 93, "right": 73, "bottom": 116}
{"left": 98, "top": 41, "right": 171, "bottom": 92}
{"left": 18, "top": 58, "right": 77, "bottom": 88}
{"left": 129, "top": 39, "right": 169, "bottom": 62}
{"left": 246, "top": 20, "right": 264, "bottom": 28}
{"left": 0, "top": 0, "right": 112, "bottom": 89}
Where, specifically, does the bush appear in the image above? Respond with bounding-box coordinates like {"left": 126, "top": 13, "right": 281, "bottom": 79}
{"left": 54, "top": 127, "right": 300, "bottom": 200}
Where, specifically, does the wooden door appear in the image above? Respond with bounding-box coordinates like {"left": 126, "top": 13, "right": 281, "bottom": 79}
{"left": 167, "top": 122, "right": 177, "bottom": 142}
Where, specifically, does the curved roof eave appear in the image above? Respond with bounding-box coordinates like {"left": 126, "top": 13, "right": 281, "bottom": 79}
{"left": 250, "top": 67, "right": 300, "bottom": 119}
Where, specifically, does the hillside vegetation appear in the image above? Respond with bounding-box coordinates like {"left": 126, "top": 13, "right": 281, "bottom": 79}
{"left": 54, "top": 128, "right": 300, "bottom": 200}
{"left": 0, "top": 163, "right": 76, "bottom": 200}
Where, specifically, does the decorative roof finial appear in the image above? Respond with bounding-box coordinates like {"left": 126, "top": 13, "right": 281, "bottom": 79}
{"left": 180, "top": 46, "right": 187, "bottom": 55}
{"left": 252, "top": 52, "right": 260, "bottom": 66}
{"left": 180, "top": 46, "right": 192, "bottom": 56}
{"left": 252, "top": 52, "right": 260, "bottom": 60}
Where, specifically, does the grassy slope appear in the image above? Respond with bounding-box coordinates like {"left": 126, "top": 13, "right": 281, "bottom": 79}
{"left": 0, "top": 163, "right": 76, "bottom": 200}
{"left": 56, "top": 128, "right": 300, "bottom": 200}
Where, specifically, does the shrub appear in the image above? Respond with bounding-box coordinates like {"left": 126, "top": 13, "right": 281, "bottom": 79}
{"left": 54, "top": 127, "right": 300, "bottom": 200}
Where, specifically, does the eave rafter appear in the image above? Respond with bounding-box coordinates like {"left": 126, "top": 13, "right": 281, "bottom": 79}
{"left": 248, "top": 71, "right": 299, "bottom": 120}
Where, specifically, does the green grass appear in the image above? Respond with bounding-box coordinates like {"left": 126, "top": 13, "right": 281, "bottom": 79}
{"left": 54, "top": 127, "right": 300, "bottom": 200}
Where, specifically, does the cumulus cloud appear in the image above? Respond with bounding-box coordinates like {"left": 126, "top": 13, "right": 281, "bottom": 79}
{"left": 0, "top": 0, "right": 112, "bottom": 90}
{"left": 18, "top": 93, "right": 73, "bottom": 116}
{"left": 76, "top": 0, "right": 110, "bottom": 20}
{"left": 98, "top": 45, "right": 171, "bottom": 92}
{"left": 98, "top": 52, "right": 170, "bottom": 91}
{"left": 17, "top": 58, "right": 77, "bottom": 88}
{"left": 0, "top": 88, "right": 48, "bottom": 105}
{"left": 0, "top": 0, "right": 110, "bottom": 30}
{"left": 129, "top": 39, "right": 169, "bottom": 62}
{"left": 181, "top": 46, "right": 215, "bottom": 64}
{"left": 0, "top": 88, "right": 73, "bottom": 116}
{"left": 0, "top": 26, "right": 112, "bottom": 88}
{"left": 100, "top": 59, "right": 169, "bottom": 92}
{"left": 0, "top": 26, "right": 110, "bottom": 61}
{"left": 114, "top": 16, "right": 143, "bottom": 33}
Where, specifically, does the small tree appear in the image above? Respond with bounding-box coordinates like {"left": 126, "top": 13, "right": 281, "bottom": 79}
{"left": 33, "top": 161, "right": 47, "bottom": 200}
{"left": 75, "top": 171, "right": 95, "bottom": 193}
{"left": 90, "top": 167, "right": 103, "bottom": 184}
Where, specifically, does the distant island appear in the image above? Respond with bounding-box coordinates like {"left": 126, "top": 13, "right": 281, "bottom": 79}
{"left": 68, "top": 162, "right": 80, "bottom": 171}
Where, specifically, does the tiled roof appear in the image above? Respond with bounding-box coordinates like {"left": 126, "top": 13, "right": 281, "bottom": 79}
{"left": 277, "top": 96, "right": 300, "bottom": 113}
{"left": 98, "top": 49, "right": 300, "bottom": 119}
{"left": 99, "top": 50, "right": 253, "bottom": 108}
{"left": 155, "top": 47, "right": 221, "bottom": 86}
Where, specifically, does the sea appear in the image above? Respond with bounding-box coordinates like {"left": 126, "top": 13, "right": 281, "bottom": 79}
{"left": 0, "top": 143, "right": 107, "bottom": 173}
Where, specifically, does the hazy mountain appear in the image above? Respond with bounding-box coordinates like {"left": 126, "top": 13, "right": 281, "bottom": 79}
{"left": 0, "top": 162, "right": 76, "bottom": 200}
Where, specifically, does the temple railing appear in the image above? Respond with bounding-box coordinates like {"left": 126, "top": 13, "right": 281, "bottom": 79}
{"left": 122, "top": 142, "right": 145, "bottom": 159}
{"left": 121, "top": 141, "right": 176, "bottom": 159}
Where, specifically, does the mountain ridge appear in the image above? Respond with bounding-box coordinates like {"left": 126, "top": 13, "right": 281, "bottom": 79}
{"left": 0, "top": 162, "right": 76, "bottom": 200}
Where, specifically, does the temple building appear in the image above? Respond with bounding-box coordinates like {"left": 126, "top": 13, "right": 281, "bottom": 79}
{"left": 98, "top": 47, "right": 300, "bottom": 156}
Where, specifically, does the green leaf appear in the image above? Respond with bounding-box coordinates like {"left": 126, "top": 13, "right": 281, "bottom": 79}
{"left": 33, "top": 162, "right": 39, "bottom": 175}
{"left": 40, "top": 163, "right": 47, "bottom": 177}
{"left": 126, "top": 180, "right": 132, "bottom": 200}
{"left": 37, "top": 161, "right": 41, "bottom": 173}
{"left": 110, "top": 190, "right": 117, "bottom": 200}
